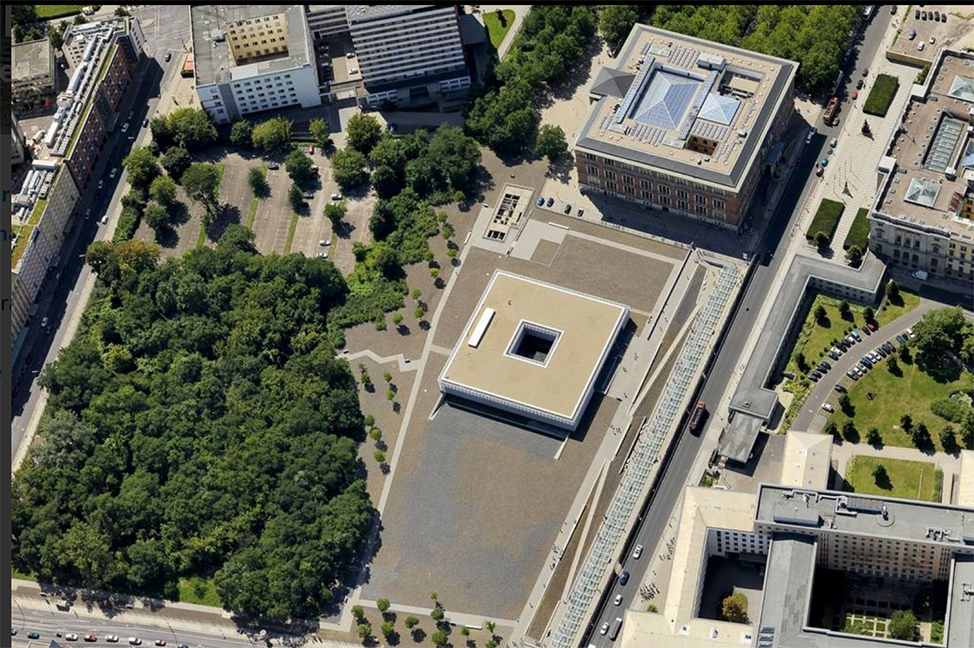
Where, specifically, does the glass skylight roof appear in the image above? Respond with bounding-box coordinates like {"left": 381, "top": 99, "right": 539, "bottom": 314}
{"left": 631, "top": 70, "right": 701, "bottom": 130}
{"left": 947, "top": 75, "right": 974, "bottom": 102}
{"left": 698, "top": 93, "right": 740, "bottom": 125}
{"left": 904, "top": 178, "right": 941, "bottom": 208}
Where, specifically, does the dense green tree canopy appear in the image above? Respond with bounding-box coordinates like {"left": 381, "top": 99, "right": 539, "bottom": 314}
{"left": 599, "top": 6, "right": 641, "bottom": 50}
{"left": 534, "top": 124, "right": 568, "bottom": 162}
{"left": 912, "top": 307, "right": 973, "bottom": 364}
{"left": 180, "top": 163, "right": 221, "bottom": 211}
{"left": 346, "top": 114, "right": 384, "bottom": 155}
{"left": 123, "top": 147, "right": 161, "bottom": 190}
{"left": 285, "top": 149, "right": 315, "bottom": 185}
{"left": 229, "top": 120, "right": 253, "bottom": 148}
{"left": 16, "top": 227, "right": 370, "bottom": 621}
{"left": 149, "top": 175, "right": 178, "bottom": 207}
{"left": 251, "top": 117, "right": 293, "bottom": 153}
{"left": 331, "top": 148, "right": 368, "bottom": 190}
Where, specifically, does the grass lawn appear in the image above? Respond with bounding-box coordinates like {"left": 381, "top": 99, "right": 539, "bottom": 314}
{"left": 827, "top": 353, "right": 973, "bottom": 452}
{"left": 844, "top": 456, "right": 942, "bottom": 502}
{"left": 37, "top": 5, "right": 85, "bottom": 19}
{"left": 483, "top": 9, "right": 516, "bottom": 50}
{"left": 806, "top": 198, "right": 845, "bottom": 243}
{"left": 246, "top": 196, "right": 259, "bottom": 229}
{"left": 177, "top": 576, "right": 222, "bottom": 607}
{"left": 863, "top": 74, "right": 900, "bottom": 117}
{"left": 12, "top": 567, "right": 37, "bottom": 582}
{"left": 782, "top": 288, "right": 920, "bottom": 429}
{"left": 284, "top": 211, "right": 299, "bottom": 254}
{"left": 785, "top": 290, "right": 919, "bottom": 378}
{"left": 843, "top": 207, "right": 870, "bottom": 250}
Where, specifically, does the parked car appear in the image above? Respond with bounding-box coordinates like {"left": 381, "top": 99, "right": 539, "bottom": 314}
{"left": 303, "top": 191, "right": 315, "bottom": 199}
{"left": 834, "top": 384, "right": 847, "bottom": 394}
{"left": 537, "top": 197, "right": 545, "bottom": 206}
{"left": 851, "top": 330, "right": 862, "bottom": 341}
{"left": 65, "top": 634, "right": 80, "bottom": 641}
{"left": 110, "top": 167, "right": 118, "bottom": 179}
{"left": 830, "top": 137, "right": 838, "bottom": 149}
{"left": 921, "top": 10, "right": 927, "bottom": 20}
{"left": 613, "top": 594, "right": 624, "bottom": 606}
{"left": 121, "top": 122, "right": 129, "bottom": 133}
{"left": 98, "top": 179, "right": 104, "bottom": 189}
{"left": 918, "top": 42, "right": 925, "bottom": 52}
{"left": 563, "top": 204, "right": 573, "bottom": 214}
{"left": 896, "top": 334, "right": 907, "bottom": 344}
{"left": 28, "top": 633, "right": 41, "bottom": 640}
{"left": 40, "top": 316, "right": 49, "bottom": 329}
{"left": 875, "top": 347, "right": 887, "bottom": 358}
{"left": 934, "top": 11, "right": 940, "bottom": 21}
{"left": 930, "top": 35, "right": 936, "bottom": 44}
{"left": 866, "top": 321, "right": 877, "bottom": 331}
{"left": 908, "top": 29, "right": 917, "bottom": 40}
{"left": 632, "top": 544, "right": 643, "bottom": 559}
{"left": 805, "top": 127, "right": 816, "bottom": 145}
{"left": 883, "top": 342, "right": 895, "bottom": 353}
{"left": 319, "top": 239, "right": 328, "bottom": 247}
{"left": 862, "top": 68, "right": 868, "bottom": 77}
{"left": 155, "top": 641, "right": 167, "bottom": 647}
{"left": 847, "top": 370, "right": 859, "bottom": 381}
{"left": 861, "top": 326, "right": 871, "bottom": 336}
{"left": 105, "top": 637, "right": 120, "bottom": 643}
{"left": 331, "top": 193, "right": 343, "bottom": 201}
{"left": 860, "top": 356, "right": 873, "bottom": 367}
{"left": 906, "top": 327, "right": 915, "bottom": 338}
{"left": 164, "top": 52, "right": 172, "bottom": 62}
{"left": 808, "top": 372, "right": 820, "bottom": 382}
{"left": 84, "top": 636, "right": 98, "bottom": 642}
{"left": 828, "top": 351, "right": 840, "bottom": 361}
{"left": 577, "top": 209, "right": 585, "bottom": 218}
{"left": 316, "top": 251, "right": 328, "bottom": 259}
{"left": 822, "top": 403, "right": 834, "bottom": 413}
{"left": 100, "top": 215, "right": 109, "bottom": 225}
{"left": 599, "top": 623, "right": 610, "bottom": 636}
{"left": 308, "top": 145, "right": 315, "bottom": 155}
{"left": 128, "top": 639, "right": 142, "bottom": 646}
{"left": 546, "top": 197, "right": 554, "bottom": 207}
{"left": 619, "top": 571, "right": 630, "bottom": 586}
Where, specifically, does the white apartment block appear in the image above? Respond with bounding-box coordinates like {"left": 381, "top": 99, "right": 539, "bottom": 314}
{"left": 306, "top": 5, "right": 349, "bottom": 39}
{"left": 346, "top": 5, "right": 470, "bottom": 107}
{"left": 191, "top": 5, "right": 320, "bottom": 124}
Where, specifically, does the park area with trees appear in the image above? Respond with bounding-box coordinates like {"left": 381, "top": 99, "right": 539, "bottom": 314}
{"left": 13, "top": 227, "right": 374, "bottom": 621}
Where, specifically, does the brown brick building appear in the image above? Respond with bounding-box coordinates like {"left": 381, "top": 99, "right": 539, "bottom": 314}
{"left": 574, "top": 26, "right": 797, "bottom": 230}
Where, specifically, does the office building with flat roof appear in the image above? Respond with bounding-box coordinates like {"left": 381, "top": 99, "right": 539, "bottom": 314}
{"left": 870, "top": 48, "right": 974, "bottom": 289}
{"left": 12, "top": 38, "right": 57, "bottom": 115}
{"left": 621, "top": 464, "right": 974, "bottom": 648}
{"left": 575, "top": 25, "right": 796, "bottom": 230}
{"left": 438, "top": 271, "right": 629, "bottom": 430}
{"left": 191, "top": 5, "right": 320, "bottom": 124}
{"left": 347, "top": 5, "right": 470, "bottom": 109}
{"left": 306, "top": 5, "right": 349, "bottom": 39}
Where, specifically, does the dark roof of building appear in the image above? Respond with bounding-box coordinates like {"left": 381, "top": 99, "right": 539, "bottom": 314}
{"left": 590, "top": 67, "right": 635, "bottom": 99}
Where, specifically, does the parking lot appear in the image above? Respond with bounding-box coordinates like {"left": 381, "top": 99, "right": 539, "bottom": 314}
{"left": 888, "top": 6, "right": 973, "bottom": 65}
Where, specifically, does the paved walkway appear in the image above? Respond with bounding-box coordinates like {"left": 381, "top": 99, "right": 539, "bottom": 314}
{"left": 830, "top": 442, "right": 961, "bottom": 505}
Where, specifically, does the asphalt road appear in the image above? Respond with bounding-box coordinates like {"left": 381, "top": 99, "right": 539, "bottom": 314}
{"left": 584, "top": 12, "right": 895, "bottom": 647}
{"left": 10, "top": 5, "right": 191, "bottom": 465}
{"left": 11, "top": 601, "right": 263, "bottom": 648}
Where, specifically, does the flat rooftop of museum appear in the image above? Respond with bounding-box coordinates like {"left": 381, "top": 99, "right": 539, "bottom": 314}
{"left": 191, "top": 5, "right": 310, "bottom": 87}
{"left": 575, "top": 24, "right": 796, "bottom": 191}
{"left": 756, "top": 483, "right": 974, "bottom": 546}
{"left": 876, "top": 50, "right": 974, "bottom": 241}
{"left": 439, "top": 271, "right": 628, "bottom": 422}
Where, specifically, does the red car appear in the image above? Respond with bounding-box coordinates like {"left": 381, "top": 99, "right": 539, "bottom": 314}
{"left": 852, "top": 90, "right": 859, "bottom": 100}
{"left": 308, "top": 145, "right": 314, "bottom": 155}
{"left": 154, "top": 641, "right": 167, "bottom": 647}
{"left": 866, "top": 321, "right": 877, "bottom": 331}
{"left": 84, "top": 636, "right": 98, "bottom": 642}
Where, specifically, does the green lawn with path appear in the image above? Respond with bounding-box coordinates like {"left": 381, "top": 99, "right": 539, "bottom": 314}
{"left": 806, "top": 198, "right": 845, "bottom": 243}
{"left": 783, "top": 288, "right": 920, "bottom": 428}
{"left": 844, "top": 456, "right": 942, "bottom": 502}
{"left": 827, "top": 351, "right": 973, "bottom": 452}
{"left": 863, "top": 74, "right": 900, "bottom": 117}
{"left": 483, "top": 9, "right": 516, "bottom": 50}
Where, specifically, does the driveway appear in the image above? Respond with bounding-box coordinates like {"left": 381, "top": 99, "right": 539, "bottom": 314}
{"left": 790, "top": 300, "right": 934, "bottom": 432}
